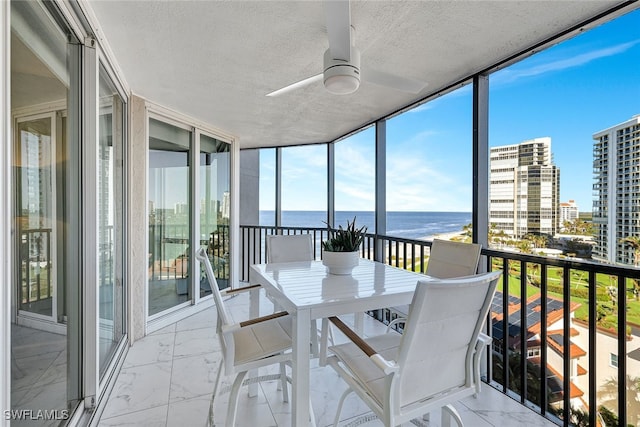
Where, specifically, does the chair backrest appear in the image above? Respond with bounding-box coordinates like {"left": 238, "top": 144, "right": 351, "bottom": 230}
{"left": 196, "top": 247, "right": 232, "bottom": 331}
{"left": 426, "top": 239, "right": 481, "bottom": 279}
{"left": 394, "top": 271, "right": 501, "bottom": 409}
{"left": 266, "top": 234, "right": 314, "bottom": 263}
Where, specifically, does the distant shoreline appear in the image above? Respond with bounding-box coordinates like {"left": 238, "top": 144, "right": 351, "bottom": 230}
{"left": 420, "top": 230, "right": 466, "bottom": 241}
{"left": 385, "top": 230, "right": 466, "bottom": 261}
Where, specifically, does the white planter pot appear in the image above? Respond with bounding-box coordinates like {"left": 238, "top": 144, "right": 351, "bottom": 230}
{"left": 322, "top": 250, "right": 359, "bottom": 275}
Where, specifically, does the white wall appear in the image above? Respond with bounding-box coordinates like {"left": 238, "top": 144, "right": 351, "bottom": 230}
{"left": 128, "top": 94, "right": 148, "bottom": 342}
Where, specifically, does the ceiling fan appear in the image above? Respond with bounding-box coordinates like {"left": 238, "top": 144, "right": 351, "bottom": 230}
{"left": 266, "top": 0, "right": 427, "bottom": 97}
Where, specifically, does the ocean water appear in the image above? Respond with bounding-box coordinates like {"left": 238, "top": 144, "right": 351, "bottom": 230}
{"left": 259, "top": 211, "right": 471, "bottom": 240}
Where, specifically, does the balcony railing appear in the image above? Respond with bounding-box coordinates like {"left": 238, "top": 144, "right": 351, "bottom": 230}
{"left": 18, "top": 228, "right": 52, "bottom": 306}
{"left": 240, "top": 224, "right": 640, "bottom": 427}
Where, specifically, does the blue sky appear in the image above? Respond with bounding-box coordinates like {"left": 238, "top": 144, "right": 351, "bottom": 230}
{"left": 261, "top": 9, "right": 640, "bottom": 212}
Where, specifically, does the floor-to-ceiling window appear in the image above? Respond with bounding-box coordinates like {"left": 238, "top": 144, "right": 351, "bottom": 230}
{"left": 200, "top": 134, "right": 230, "bottom": 293}
{"left": 281, "top": 144, "right": 327, "bottom": 227}
{"left": 97, "top": 65, "right": 126, "bottom": 377}
{"left": 148, "top": 117, "right": 192, "bottom": 316}
{"left": 487, "top": 9, "right": 640, "bottom": 423}
{"left": 259, "top": 148, "right": 276, "bottom": 226}
{"left": 11, "top": 0, "right": 82, "bottom": 421}
{"left": 335, "top": 127, "right": 376, "bottom": 232}
{"left": 385, "top": 86, "right": 473, "bottom": 268}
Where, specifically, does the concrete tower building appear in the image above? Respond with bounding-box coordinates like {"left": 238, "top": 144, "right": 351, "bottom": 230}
{"left": 593, "top": 115, "right": 640, "bottom": 265}
{"left": 490, "top": 137, "right": 560, "bottom": 238}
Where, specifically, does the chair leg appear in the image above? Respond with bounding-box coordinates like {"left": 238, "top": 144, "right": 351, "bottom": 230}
{"left": 279, "top": 362, "right": 289, "bottom": 403}
{"left": 309, "top": 396, "right": 317, "bottom": 427}
{"left": 441, "top": 404, "right": 463, "bottom": 427}
{"left": 226, "top": 371, "right": 248, "bottom": 427}
{"left": 333, "top": 388, "right": 354, "bottom": 427}
{"left": 208, "top": 365, "right": 224, "bottom": 427}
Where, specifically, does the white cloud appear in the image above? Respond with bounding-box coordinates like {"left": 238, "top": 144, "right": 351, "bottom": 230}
{"left": 495, "top": 40, "right": 640, "bottom": 84}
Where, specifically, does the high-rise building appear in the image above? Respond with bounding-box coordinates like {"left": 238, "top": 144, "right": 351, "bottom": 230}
{"left": 490, "top": 137, "right": 560, "bottom": 238}
{"left": 559, "top": 199, "right": 579, "bottom": 226}
{"left": 593, "top": 115, "right": 640, "bottom": 265}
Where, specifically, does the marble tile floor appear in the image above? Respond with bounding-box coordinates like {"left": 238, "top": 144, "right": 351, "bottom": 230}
{"left": 99, "top": 291, "right": 558, "bottom": 427}
{"left": 11, "top": 324, "right": 68, "bottom": 427}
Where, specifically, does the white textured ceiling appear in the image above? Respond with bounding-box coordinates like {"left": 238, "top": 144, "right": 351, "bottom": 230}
{"left": 87, "top": 0, "right": 633, "bottom": 149}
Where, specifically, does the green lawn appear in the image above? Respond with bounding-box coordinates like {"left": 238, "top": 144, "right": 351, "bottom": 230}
{"left": 492, "top": 260, "right": 640, "bottom": 329}
{"left": 400, "top": 255, "right": 640, "bottom": 329}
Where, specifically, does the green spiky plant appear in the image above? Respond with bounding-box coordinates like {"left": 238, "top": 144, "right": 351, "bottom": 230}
{"left": 322, "top": 217, "right": 368, "bottom": 252}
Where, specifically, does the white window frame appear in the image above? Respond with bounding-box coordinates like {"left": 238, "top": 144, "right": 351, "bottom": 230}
{"left": 610, "top": 353, "right": 618, "bottom": 368}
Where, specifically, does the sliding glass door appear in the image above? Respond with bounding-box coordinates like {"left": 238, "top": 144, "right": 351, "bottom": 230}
{"left": 200, "top": 134, "right": 230, "bottom": 293}
{"left": 16, "top": 114, "right": 57, "bottom": 320}
{"left": 148, "top": 118, "right": 192, "bottom": 316}
{"left": 11, "top": 0, "right": 82, "bottom": 420}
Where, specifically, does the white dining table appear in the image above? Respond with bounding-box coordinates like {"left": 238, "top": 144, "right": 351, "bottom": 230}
{"left": 249, "top": 258, "right": 428, "bottom": 426}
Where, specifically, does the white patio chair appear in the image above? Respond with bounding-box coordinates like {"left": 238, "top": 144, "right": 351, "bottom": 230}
{"left": 386, "top": 239, "right": 490, "bottom": 395}
{"left": 326, "top": 271, "right": 501, "bottom": 427}
{"left": 266, "top": 233, "right": 314, "bottom": 263}
{"left": 196, "top": 247, "right": 314, "bottom": 427}
{"left": 387, "top": 239, "right": 482, "bottom": 329}
{"left": 425, "top": 239, "right": 482, "bottom": 279}
{"left": 266, "top": 234, "right": 333, "bottom": 352}
{"left": 388, "top": 239, "right": 482, "bottom": 328}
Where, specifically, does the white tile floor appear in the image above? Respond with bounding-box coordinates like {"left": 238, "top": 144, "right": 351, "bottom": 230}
{"left": 98, "top": 291, "right": 558, "bottom": 427}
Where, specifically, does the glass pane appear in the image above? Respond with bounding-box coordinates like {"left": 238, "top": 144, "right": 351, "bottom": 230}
{"left": 281, "top": 145, "right": 327, "bottom": 227}
{"left": 200, "top": 134, "right": 230, "bottom": 293}
{"left": 386, "top": 87, "right": 473, "bottom": 241}
{"left": 385, "top": 86, "right": 472, "bottom": 269}
{"left": 148, "top": 118, "right": 192, "bottom": 315}
{"left": 488, "top": 10, "right": 640, "bottom": 423}
{"left": 98, "top": 65, "right": 125, "bottom": 377}
{"left": 259, "top": 148, "right": 275, "bottom": 226}
{"left": 335, "top": 127, "right": 375, "bottom": 232}
{"left": 16, "top": 116, "right": 54, "bottom": 317}
{"left": 11, "top": 0, "right": 82, "bottom": 421}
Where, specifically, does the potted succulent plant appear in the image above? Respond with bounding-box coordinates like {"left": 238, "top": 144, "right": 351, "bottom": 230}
{"left": 322, "top": 217, "right": 367, "bottom": 275}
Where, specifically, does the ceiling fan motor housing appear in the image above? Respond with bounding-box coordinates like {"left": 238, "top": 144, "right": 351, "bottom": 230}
{"left": 323, "top": 48, "right": 361, "bottom": 95}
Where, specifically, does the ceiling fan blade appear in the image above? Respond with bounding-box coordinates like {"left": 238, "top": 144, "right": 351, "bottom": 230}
{"left": 363, "top": 68, "right": 428, "bottom": 94}
{"left": 325, "top": 0, "right": 351, "bottom": 61}
{"left": 266, "top": 73, "right": 323, "bottom": 97}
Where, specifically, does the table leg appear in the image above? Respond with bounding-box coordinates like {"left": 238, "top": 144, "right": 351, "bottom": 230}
{"left": 248, "top": 286, "right": 260, "bottom": 397}
{"left": 292, "top": 309, "right": 311, "bottom": 425}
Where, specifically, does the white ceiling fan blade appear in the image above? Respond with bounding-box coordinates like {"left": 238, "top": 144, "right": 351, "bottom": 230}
{"left": 325, "top": 0, "right": 351, "bottom": 61}
{"left": 266, "top": 74, "right": 323, "bottom": 97}
{"left": 363, "top": 68, "right": 428, "bottom": 94}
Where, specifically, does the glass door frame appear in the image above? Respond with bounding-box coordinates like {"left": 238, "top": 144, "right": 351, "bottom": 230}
{"left": 147, "top": 111, "right": 196, "bottom": 321}
{"left": 1, "top": 0, "right": 11, "bottom": 418}
{"left": 94, "top": 48, "right": 130, "bottom": 400}
{"left": 145, "top": 105, "right": 237, "bottom": 331}
{"left": 13, "top": 111, "right": 60, "bottom": 326}
{"left": 196, "top": 130, "right": 232, "bottom": 301}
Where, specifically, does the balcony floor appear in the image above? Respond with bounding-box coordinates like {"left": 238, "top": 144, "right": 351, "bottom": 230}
{"left": 98, "top": 291, "right": 557, "bottom": 427}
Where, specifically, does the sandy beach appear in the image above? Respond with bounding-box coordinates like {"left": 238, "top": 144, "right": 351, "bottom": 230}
{"left": 381, "top": 230, "right": 466, "bottom": 267}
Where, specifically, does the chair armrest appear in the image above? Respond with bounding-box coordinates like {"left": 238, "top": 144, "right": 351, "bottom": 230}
{"left": 472, "top": 332, "right": 492, "bottom": 396}
{"left": 329, "top": 316, "right": 398, "bottom": 375}
{"left": 239, "top": 311, "right": 288, "bottom": 327}
{"left": 224, "top": 284, "right": 262, "bottom": 295}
